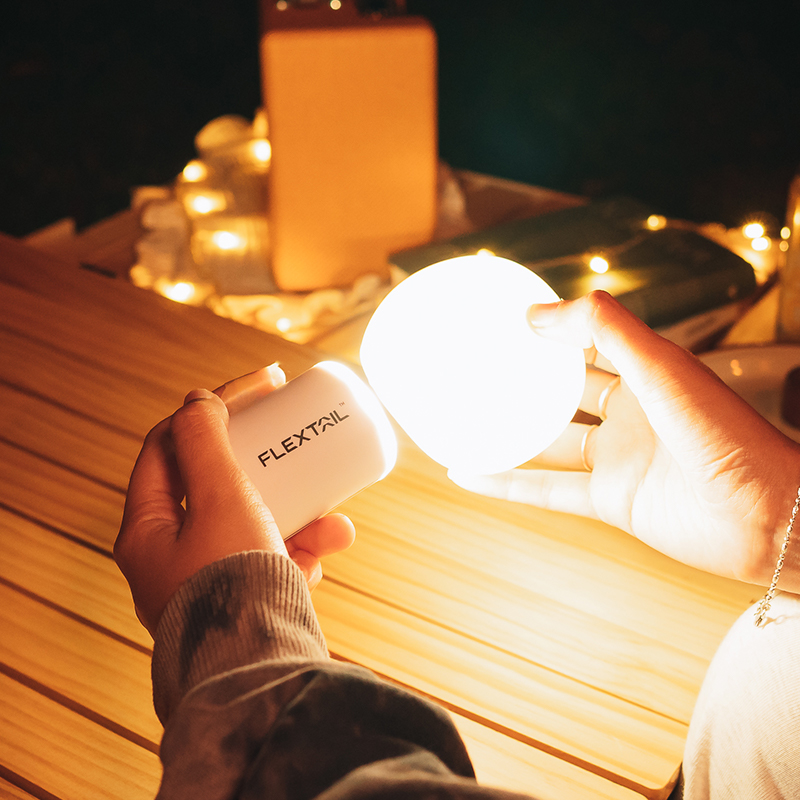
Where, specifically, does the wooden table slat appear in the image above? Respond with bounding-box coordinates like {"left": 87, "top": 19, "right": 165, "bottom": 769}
{"left": 0, "top": 674, "right": 161, "bottom": 800}
{"left": 0, "top": 232, "right": 317, "bottom": 381}
{"left": 450, "top": 713, "right": 651, "bottom": 800}
{"left": 0, "top": 381, "right": 139, "bottom": 492}
{"left": 0, "top": 776, "right": 39, "bottom": 800}
{"left": 1, "top": 230, "right": 753, "bottom": 797}
{"left": 0, "top": 583, "right": 161, "bottom": 745}
{"left": 316, "top": 581, "right": 681, "bottom": 794}
{"left": 0, "top": 440, "right": 123, "bottom": 552}
{"left": 0, "top": 508, "right": 149, "bottom": 649}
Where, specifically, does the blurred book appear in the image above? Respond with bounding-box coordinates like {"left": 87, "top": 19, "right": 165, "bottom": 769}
{"left": 390, "top": 197, "right": 757, "bottom": 350}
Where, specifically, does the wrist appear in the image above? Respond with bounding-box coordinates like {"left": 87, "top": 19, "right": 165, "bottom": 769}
{"left": 754, "top": 449, "right": 800, "bottom": 592}
{"left": 152, "top": 551, "right": 327, "bottom": 724}
{"left": 756, "top": 483, "right": 800, "bottom": 625}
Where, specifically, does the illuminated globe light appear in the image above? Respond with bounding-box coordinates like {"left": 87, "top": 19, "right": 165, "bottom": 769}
{"left": 360, "top": 254, "right": 586, "bottom": 475}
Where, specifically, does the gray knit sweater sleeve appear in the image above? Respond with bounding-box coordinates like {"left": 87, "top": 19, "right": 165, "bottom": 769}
{"left": 150, "top": 550, "right": 531, "bottom": 800}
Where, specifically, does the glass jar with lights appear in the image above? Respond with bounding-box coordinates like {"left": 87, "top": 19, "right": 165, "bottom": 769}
{"left": 175, "top": 112, "right": 277, "bottom": 295}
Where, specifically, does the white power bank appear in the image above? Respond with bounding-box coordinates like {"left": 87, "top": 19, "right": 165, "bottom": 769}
{"left": 228, "top": 361, "right": 398, "bottom": 539}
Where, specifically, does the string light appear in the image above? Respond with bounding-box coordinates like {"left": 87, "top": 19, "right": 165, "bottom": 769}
{"left": 186, "top": 191, "right": 227, "bottom": 215}
{"left": 751, "top": 236, "right": 771, "bottom": 252}
{"left": 250, "top": 139, "right": 272, "bottom": 166}
{"left": 211, "top": 230, "right": 245, "bottom": 251}
{"left": 646, "top": 214, "right": 667, "bottom": 230}
{"left": 135, "top": 105, "right": 787, "bottom": 347}
{"left": 743, "top": 222, "right": 766, "bottom": 239}
{"left": 159, "top": 280, "right": 197, "bottom": 304}
{"left": 589, "top": 255, "right": 609, "bottom": 274}
{"left": 182, "top": 161, "right": 207, "bottom": 183}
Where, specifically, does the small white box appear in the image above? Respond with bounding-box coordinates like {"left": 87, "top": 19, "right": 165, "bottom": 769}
{"left": 228, "top": 361, "right": 397, "bottom": 538}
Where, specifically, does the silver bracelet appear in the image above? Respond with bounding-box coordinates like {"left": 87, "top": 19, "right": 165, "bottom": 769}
{"left": 754, "top": 485, "right": 800, "bottom": 627}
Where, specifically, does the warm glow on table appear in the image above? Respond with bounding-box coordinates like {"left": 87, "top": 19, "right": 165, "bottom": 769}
{"left": 0, "top": 214, "right": 762, "bottom": 800}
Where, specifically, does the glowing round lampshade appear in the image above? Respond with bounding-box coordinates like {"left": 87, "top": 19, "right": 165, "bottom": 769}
{"left": 360, "top": 253, "right": 586, "bottom": 475}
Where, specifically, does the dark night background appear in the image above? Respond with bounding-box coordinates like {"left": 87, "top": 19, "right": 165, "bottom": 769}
{"left": 2, "top": 0, "right": 799, "bottom": 238}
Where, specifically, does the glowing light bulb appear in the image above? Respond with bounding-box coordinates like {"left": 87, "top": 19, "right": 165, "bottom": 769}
{"left": 250, "top": 138, "right": 272, "bottom": 164}
{"left": 782, "top": 227, "right": 791, "bottom": 240}
{"left": 360, "top": 254, "right": 586, "bottom": 475}
{"left": 188, "top": 192, "right": 226, "bottom": 215}
{"left": 330, "top": 0, "right": 342, "bottom": 8}
{"left": 182, "top": 160, "right": 207, "bottom": 182}
{"left": 276, "top": 317, "right": 292, "bottom": 333}
{"left": 646, "top": 214, "right": 667, "bottom": 230}
{"left": 161, "top": 281, "right": 196, "bottom": 303}
{"left": 751, "top": 236, "right": 771, "bottom": 252}
{"left": 589, "top": 255, "right": 609, "bottom": 274}
{"left": 743, "top": 222, "right": 765, "bottom": 239}
{"left": 211, "top": 230, "right": 244, "bottom": 251}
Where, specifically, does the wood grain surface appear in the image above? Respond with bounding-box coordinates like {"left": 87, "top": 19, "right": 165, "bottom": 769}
{"left": 0, "top": 231, "right": 759, "bottom": 799}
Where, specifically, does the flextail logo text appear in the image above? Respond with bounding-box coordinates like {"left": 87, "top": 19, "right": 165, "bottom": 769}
{"left": 257, "top": 408, "right": 351, "bottom": 465}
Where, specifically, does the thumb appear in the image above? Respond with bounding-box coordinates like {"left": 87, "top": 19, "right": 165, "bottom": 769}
{"left": 528, "top": 291, "right": 687, "bottom": 401}
{"left": 527, "top": 290, "right": 777, "bottom": 456}
{"left": 170, "top": 388, "right": 287, "bottom": 556}
{"left": 170, "top": 391, "right": 284, "bottom": 546}
{"left": 170, "top": 389, "right": 246, "bottom": 513}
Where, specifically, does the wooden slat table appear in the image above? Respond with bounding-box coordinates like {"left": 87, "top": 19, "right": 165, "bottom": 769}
{"left": 0, "top": 231, "right": 760, "bottom": 800}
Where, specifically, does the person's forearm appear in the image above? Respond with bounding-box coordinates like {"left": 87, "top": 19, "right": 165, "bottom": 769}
{"left": 152, "top": 550, "right": 328, "bottom": 725}
{"left": 151, "top": 550, "right": 488, "bottom": 800}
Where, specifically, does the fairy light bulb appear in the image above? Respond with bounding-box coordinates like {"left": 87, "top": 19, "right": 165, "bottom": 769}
{"left": 250, "top": 138, "right": 272, "bottom": 166}
{"left": 589, "top": 255, "right": 609, "bottom": 274}
{"left": 360, "top": 254, "right": 586, "bottom": 475}
{"left": 211, "top": 230, "right": 245, "bottom": 251}
{"left": 182, "top": 160, "right": 207, "bottom": 182}
{"left": 187, "top": 191, "right": 226, "bottom": 215}
{"left": 161, "top": 281, "right": 196, "bottom": 303}
{"left": 743, "top": 222, "right": 765, "bottom": 239}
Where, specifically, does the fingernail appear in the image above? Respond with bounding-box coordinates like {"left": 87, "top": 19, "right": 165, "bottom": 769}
{"left": 265, "top": 362, "right": 285, "bottom": 384}
{"left": 526, "top": 303, "right": 558, "bottom": 328}
{"left": 183, "top": 388, "right": 216, "bottom": 405}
